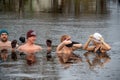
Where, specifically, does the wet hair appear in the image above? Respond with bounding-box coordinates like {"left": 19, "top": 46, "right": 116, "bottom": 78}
{"left": 46, "top": 39, "right": 52, "bottom": 47}
{"left": 60, "top": 35, "right": 70, "bottom": 42}
{"left": 66, "top": 41, "right": 79, "bottom": 47}
{"left": 46, "top": 39, "right": 52, "bottom": 43}
{"left": 19, "top": 36, "right": 25, "bottom": 43}
{"left": 11, "top": 40, "right": 17, "bottom": 48}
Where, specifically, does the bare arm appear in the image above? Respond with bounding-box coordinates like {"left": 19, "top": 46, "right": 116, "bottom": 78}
{"left": 17, "top": 45, "right": 23, "bottom": 52}
{"left": 36, "top": 45, "right": 43, "bottom": 52}
{"left": 100, "top": 38, "right": 111, "bottom": 51}
{"left": 56, "top": 40, "right": 72, "bottom": 53}
{"left": 17, "top": 45, "right": 21, "bottom": 51}
{"left": 83, "top": 35, "right": 95, "bottom": 51}
{"left": 72, "top": 43, "right": 82, "bottom": 50}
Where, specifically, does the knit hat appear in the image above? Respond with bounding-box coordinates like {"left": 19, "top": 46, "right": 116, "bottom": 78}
{"left": 26, "top": 30, "right": 36, "bottom": 38}
{"left": 0, "top": 29, "right": 9, "bottom": 35}
{"left": 93, "top": 33, "right": 102, "bottom": 40}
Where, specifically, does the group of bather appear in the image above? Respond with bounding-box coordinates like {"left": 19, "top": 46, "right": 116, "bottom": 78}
{"left": 0, "top": 29, "right": 111, "bottom": 66}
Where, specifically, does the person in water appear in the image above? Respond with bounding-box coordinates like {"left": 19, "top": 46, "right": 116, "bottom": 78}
{"left": 46, "top": 39, "right": 52, "bottom": 61}
{"left": 0, "top": 29, "right": 14, "bottom": 61}
{"left": 18, "top": 30, "right": 51, "bottom": 65}
{"left": 56, "top": 34, "right": 82, "bottom": 64}
{"left": 0, "top": 29, "right": 19, "bottom": 61}
{"left": 0, "top": 29, "right": 11, "bottom": 48}
{"left": 83, "top": 32, "right": 111, "bottom": 57}
{"left": 11, "top": 40, "right": 18, "bottom": 61}
{"left": 17, "top": 30, "right": 42, "bottom": 65}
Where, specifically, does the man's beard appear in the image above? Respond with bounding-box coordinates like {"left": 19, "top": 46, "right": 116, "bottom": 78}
{"left": 1, "top": 38, "right": 8, "bottom": 42}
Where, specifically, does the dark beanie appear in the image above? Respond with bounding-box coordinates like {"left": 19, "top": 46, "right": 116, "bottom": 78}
{"left": 26, "top": 30, "right": 36, "bottom": 38}
{"left": 0, "top": 29, "right": 9, "bottom": 35}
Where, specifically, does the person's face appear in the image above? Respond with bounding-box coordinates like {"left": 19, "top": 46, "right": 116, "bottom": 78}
{"left": 46, "top": 41, "right": 52, "bottom": 47}
{"left": 92, "top": 38, "right": 101, "bottom": 45}
{"left": 64, "top": 36, "right": 71, "bottom": 41}
{"left": 0, "top": 33, "right": 8, "bottom": 42}
{"left": 28, "top": 36, "right": 36, "bottom": 44}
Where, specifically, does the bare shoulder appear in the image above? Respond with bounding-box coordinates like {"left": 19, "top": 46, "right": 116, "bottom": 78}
{"left": 17, "top": 44, "right": 25, "bottom": 50}
{"left": 34, "top": 44, "right": 42, "bottom": 50}
{"left": 72, "top": 43, "right": 82, "bottom": 50}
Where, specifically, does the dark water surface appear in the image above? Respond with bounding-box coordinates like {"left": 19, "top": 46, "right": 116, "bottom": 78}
{"left": 0, "top": 1, "right": 120, "bottom": 80}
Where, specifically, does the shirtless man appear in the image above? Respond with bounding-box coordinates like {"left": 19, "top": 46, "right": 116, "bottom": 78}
{"left": 17, "top": 30, "right": 43, "bottom": 65}
{"left": 56, "top": 35, "right": 82, "bottom": 64}
{"left": 0, "top": 29, "right": 11, "bottom": 61}
{"left": 83, "top": 33, "right": 111, "bottom": 57}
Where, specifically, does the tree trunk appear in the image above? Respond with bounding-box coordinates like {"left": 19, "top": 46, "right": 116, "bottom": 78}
{"left": 52, "top": 0, "right": 59, "bottom": 13}
{"left": 74, "top": 0, "right": 80, "bottom": 15}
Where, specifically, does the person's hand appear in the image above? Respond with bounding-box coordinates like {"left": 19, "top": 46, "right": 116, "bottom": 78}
{"left": 89, "top": 35, "right": 93, "bottom": 40}
{"left": 63, "top": 40, "right": 72, "bottom": 45}
{"left": 11, "top": 40, "right": 17, "bottom": 48}
{"left": 100, "top": 37, "right": 104, "bottom": 42}
{"left": 19, "top": 36, "right": 25, "bottom": 43}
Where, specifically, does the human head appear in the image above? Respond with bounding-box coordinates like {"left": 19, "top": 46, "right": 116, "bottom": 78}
{"left": 19, "top": 36, "right": 25, "bottom": 43}
{"left": 0, "top": 29, "right": 9, "bottom": 42}
{"left": 46, "top": 39, "right": 52, "bottom": 47}
{"left": 26, "top": 30, "right": 37, "bottom": 43}
{"left": 26, "top": 30, "right": 36, "bottom": 39}
{"left": 11, "top": 40, "right": 17, "bottom": 48}
{"left": 93, "top": 33, "right": 102, "bottom": 43}
{"left": 60, "top": 35, "right": 71, "bottom": 42}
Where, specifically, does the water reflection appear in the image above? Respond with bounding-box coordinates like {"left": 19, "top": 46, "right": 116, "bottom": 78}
{"left": 0, "top": 1, "right": 120, "bottom": 80}
{"left": 0, "top": 51, "right": 59, "bottom": 80}
{"left": 0, "top": 49, "right": 8, "bottom": 62}
{"left": 84, "top": 52, "right": 111, "bottom": 69}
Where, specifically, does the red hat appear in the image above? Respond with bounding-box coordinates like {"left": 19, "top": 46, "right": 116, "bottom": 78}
{"left": 27, "top": 30, "right": 36, "bottom": 38}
